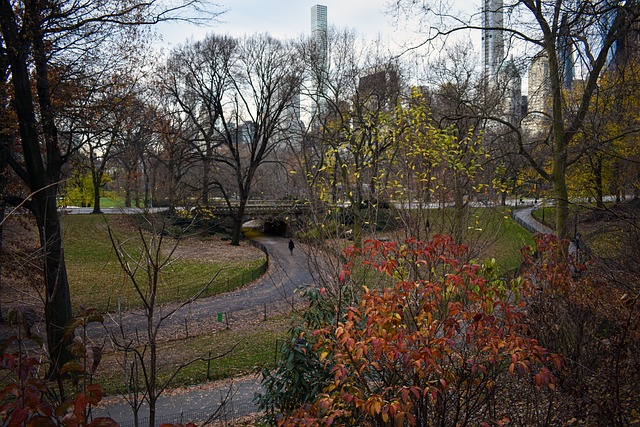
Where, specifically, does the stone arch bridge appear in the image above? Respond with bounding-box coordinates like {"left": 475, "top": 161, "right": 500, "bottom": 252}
{"left": 209, "top": 200, "right": 310, "bottom": 234}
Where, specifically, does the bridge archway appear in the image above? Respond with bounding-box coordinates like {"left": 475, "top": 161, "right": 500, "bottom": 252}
{"left": 263, "top": 218, "right": 289, "bottom": 235}
{"left": 242, "top": 218, "right": 290, "bottom": 236}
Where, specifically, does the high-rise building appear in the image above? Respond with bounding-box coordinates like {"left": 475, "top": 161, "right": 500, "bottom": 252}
{"left": 607, "top": 2, "right": 640, "bottom": 69}
{"left": 483, "top": 0, "right": 505, "bottom": 77}
{"left": 311, "top": 4, "right": 328, "bottom": 66}
{"left": 483, "top": 0, "right": 522, "bottom": 127}
{"left": 522, "top": 51, "right": 551, "bottom": 135}
{"left": 558, "top": 13, "right": 575, "bottom": 90}
{"left": 311, "top": 5, "right": 328, "bottom": 118}
{"left": 358, "top": 65, "right": 401, "bottom": 110}
{"left": 497, "top": 59, "right": 522, "bottom": 127}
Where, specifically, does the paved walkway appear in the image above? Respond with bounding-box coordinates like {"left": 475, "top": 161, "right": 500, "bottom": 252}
{"left": 91, "top": 235, "right": 315, "bottom": 340}
{"left": 92, "top": 375, "right": 263, "bottom": 426}
{"left": 512, "top": 204, "right": 577, "bottom": 253}
{"left": 92, "top": 206, "right": 562, "bottom": 425}
{"left": 91, "top": 235, "right": 314, "bottom": 425}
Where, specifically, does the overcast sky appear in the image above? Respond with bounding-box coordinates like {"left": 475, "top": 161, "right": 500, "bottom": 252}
{"left": 157, "top": 1, "right": 481, "bottom": 52}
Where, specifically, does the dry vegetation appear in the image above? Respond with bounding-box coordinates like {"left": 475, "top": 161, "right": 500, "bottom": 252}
{"left": 0, "top": 213, "right": 264, "bottom": 328}
{"left": 0, "top": 215, "right": 43, "bottom": 316}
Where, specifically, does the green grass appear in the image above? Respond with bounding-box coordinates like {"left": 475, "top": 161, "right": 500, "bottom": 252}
{"left": 99, "top": 196, "right": 125, "bottom": 208}
{"left": 531, "top": 206, "right": 555, "bottom": 229}
{"left": 470, "top": 207, "right": 535, "bottom": 274}
{"left": 492, "top": 216, "right": 534, "bottom": 272}
{"left": 62, "top": 208, "right": 532, "bottom": 397}
{"left": 394, "top": 206, "right": 534, "bottom": 274}
{"left": 95, "top": 315, "right": 293, "bottom": 395}
{"left": 64, "top": 215, "right": 266, "bottom": 313}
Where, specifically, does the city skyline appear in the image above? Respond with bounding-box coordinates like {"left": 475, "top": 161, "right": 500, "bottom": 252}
{"left": 158, "top": 0, "right": 410, "bottom": 48}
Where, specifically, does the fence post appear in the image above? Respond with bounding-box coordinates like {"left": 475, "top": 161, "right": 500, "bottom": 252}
{"left": 207, "top": 351, "right": 211, "bottom": 380}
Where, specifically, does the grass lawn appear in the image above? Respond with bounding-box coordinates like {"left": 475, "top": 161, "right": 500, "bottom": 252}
{"left": 64, "top": 214, "right": 266, "bottom": 313}
{"left": 62, "top": 208, "right": 532, "bottom": 397}
{"left": 531, "top": 203, "right": 636, "bottom": 258}
{"left": 391, "top": 206, "right": 534, "bottom": 274}
{"left": 94, "top": 315, "right": 293, "bottom": 395}
{"left": 471, "top": 207, "right": 534, "bottom": 273}
{"left": 99, "top": 196, "right": 125, "bottom": 208}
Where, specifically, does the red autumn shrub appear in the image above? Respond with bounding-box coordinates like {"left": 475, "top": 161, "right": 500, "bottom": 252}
{"left": 279, "top": 235, "right": 561, "bottom": 426}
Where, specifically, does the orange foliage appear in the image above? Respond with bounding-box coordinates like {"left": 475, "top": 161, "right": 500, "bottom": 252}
{"left": 279, "top": 235, "right": 561, "bottom": 426}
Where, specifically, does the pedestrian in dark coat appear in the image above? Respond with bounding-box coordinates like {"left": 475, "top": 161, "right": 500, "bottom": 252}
{"left": 288, "top": 239, "right": 295, "bottom": 255}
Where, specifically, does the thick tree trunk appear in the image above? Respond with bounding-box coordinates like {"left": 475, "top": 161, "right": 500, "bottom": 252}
{"left": 231, "top": 198, "right": 247, "bottom": 246}
{"left": 92, "top": 170, "right": 102, "bottom": 214}
{"left": 553, "top": 163, "right": 570, "bottom": 240}
{"left": 39, "top": 195, "right": 74, "bottom": 380}
{"left": 0, "top": 0, "right": 73, "bottom": 383}
{"left": 124, "top": 183, "right": 132, "bottom": 208}
{"left": 0, "top": 202, "right": 4, "bottom": 322}
{"left": 453, "top": 180, "right": 466, "bottom": 244}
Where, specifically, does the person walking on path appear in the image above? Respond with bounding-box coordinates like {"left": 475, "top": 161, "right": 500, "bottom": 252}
{"left": 288, "top": 239, "right": 295, "bottom": 255}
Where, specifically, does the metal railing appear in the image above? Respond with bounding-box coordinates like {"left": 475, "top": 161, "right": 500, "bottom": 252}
{"left": 117, "top": 400, "right": 260, "bottom": 427}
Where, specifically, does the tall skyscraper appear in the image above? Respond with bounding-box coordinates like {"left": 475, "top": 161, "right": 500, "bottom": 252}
{"left": 498, "top": 59, "right": 522, "bottom": 126}
{"left": 483, "top": 0, "right": 522, "bottom": 127}
{"left": 483, "top": 0, "right": 505, "bottom": 77}
{"left": 311, "top": 4, "right": 328, "bottom": 66}
{"left": 311, "top": 5, "right": 328, "bottom": 118}
{"left": 558, "top": 13, "right": 575, "bottom": 90}
{"left": 523, "top": 51, "right": 551, "bottom": 135}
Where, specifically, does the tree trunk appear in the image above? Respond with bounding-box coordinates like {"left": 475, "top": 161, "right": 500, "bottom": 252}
{"left": 453, "top": 178, "right": 466, "bottom": 243}
{"left": 352, "top": 201, "right": 364, "bottom": 249}
{"left": 142, "top": 158, "right": 151, "bottom": 208}
{"left": 0, "top": 0, "right": 73, "bottom": 383}
{"left": 90, "top": 145, "right": 105, "bottom": 214}
{"left": 134, "top": 177, "right": 141, "bottom": 208}
{"left": 148, "top": 325, "right": 157, "bottom": 427}
{"left": 231, "top": 197, "right": 247, "bottom": 246}
{"left": 0, "top": 202, "right": 5, "bottom": 322}
{"left": 594, "top": 156, "right": 605, "bottom": 209}
{"left": 202, "top": 157, "right": 211, "bottom": 207}
{"left": 39, "top": 195, "right": 74, "bottom": 381}
{"left": 92, "top": 169, "right": 103, "bottom": 214}
{"left": 125, "top": 182, "right": 132, "bottom": 208}
{"left": 553, "top": 163, "right": 570, "bottom": 240}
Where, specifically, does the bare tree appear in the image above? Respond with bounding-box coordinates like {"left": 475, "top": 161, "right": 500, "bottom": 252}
{"left": 109, "top": 92, "right": 159, "bottom": 209}
{"left": 65, "top": 69, "right": 149, "bottom": 212}
{"left": 108, "top": 222, "right": 231, "bottom": 427}
{"left": 159, "top": 33, "right": 304, "bottom": 245}
{"left": 158, "top": 35, "right": 235, "bottom": 210}
{"left": 0, "top": 0, "right": 223, "bottom": 389}
{"left": 390, "top": 0, "right": 640, "bottom": 239}
{"left": 147, "top": 105, "right": 199, "bottom": 210}
{"left": 294, "top": 29, "right": 404, "bottom": 247}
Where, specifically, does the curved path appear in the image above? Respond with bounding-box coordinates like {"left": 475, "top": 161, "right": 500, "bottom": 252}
{"left": 92, "top": 235, "right": 315, "bottom": 425}
{"left": 94, "top": 207, "right": 560, "bottom": 425}
{"left": 512, "top": 204, "right": 577, "bottom": 253}
{"left": 93, "top": 236, "right": 315, "bottom": 340}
